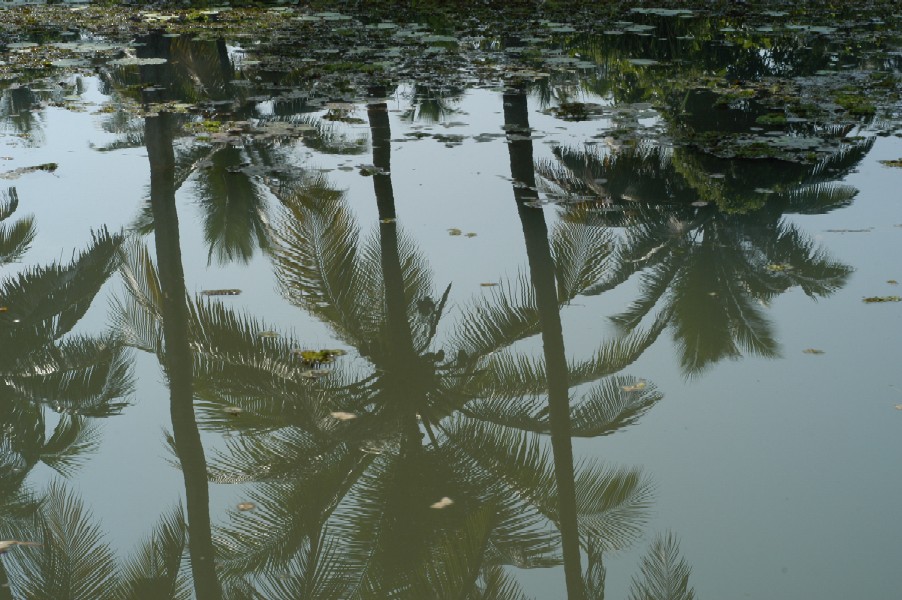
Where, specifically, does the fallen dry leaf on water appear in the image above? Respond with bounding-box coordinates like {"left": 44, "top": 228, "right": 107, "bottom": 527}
{"left": 802, "top": 348, "right": 825, "bottom": 355}
{"left": 621, "top": 381, "right": 647, "bottom": 392}
{"left": 330, "top": 411, "right": 357, "bottom": 421}
{"left": 430, "top": 497, "right": 454, "bottom": 509}
{"left": 236, "top": 502, "right": 256, "bottom": 511}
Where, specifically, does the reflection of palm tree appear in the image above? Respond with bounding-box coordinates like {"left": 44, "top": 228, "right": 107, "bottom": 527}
{"left": 0, "top": 227, "right": 129, "bottom": 423}
{"left": 100, "top": 34, "right": 369, "bottom": 265}
{"left": 116, "top": 203, "right": 553, "bottom": 597}
{"left": 104, "top": 93, "right": 662, "bottom": 595}
{"left": 0, "top": 187, "right": 36, "bottom": 265}
{"left": 6, "top": 481, "right": 121, "bottom": 600}
{"left": 624, "top": 532, "right": 695, "bottom": 600}
{"left": 547, "top": 15, "right": 882, "bottom": 224}
{"left": 0, "top": 84, "right": 47, "bottom": 147}
{"left": 5, "top": 480, "right": 198, "bottom": 600}
{"left": 113, "top": 90, "right": 674, "bottom": 597}
{"left": 504, "top": 86, "right": 584, "bottom": 597}
{"left": 0, "top": 220, "right": 129, "bottom": 596}
{"left": 96, "top": 34, "right": 273, "bottom": 265}
{"left": 197, "top": 92, "right": 659, "bottom": 596}
{"left": 142, "top": 105, "right": 222, "bottom": 600}
{"left": 538, "top": 143, "right": 854, "bottom": 376}
{"left": 503, "top": 87, "right": 696, "bottom": 599}
{"left": 400, "top": 83, "right": 464, "bottom": 123}
{"left": 193, "top": 145, "right": 271, "bottom": 265}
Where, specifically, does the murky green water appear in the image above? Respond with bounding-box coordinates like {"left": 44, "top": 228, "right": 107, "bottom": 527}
{"left": 1, "top": 3, "right": 901, "bottom": 599}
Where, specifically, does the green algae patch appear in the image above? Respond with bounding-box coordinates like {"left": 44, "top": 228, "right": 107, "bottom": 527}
{"left": 862, "top": 296, "right": 902, "bottom": 303}
{"left": 833, "top": 92, "right": 876, "bottom": 116}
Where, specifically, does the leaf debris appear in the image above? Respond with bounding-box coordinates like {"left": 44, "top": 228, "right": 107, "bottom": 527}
{"left": 430, "top": 496, "right": 454, "bottom": 509}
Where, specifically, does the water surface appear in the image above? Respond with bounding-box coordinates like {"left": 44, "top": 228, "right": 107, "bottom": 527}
{"left": 1, "top": 3, "right": 901, "bottom": 599}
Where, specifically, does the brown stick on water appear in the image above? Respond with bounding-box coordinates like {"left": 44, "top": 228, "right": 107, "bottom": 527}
{"left": 0, "top": 541, "right": 41, "bottom": 555}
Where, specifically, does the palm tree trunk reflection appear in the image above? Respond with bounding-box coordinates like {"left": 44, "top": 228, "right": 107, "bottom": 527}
{"left": 368, "top": 98, "right": 416, "bottom": 359}
{"left": 504, "top": 88, "right": 586, "bottom": 599}
{"left": 366, "top": 91, "right": 435, "bottom": 587}
{"left": 145, "top": 111, "right": 222, "bottom": 600}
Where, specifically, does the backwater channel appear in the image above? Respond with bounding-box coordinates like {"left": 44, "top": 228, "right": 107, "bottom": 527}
{"left": 1, "top": 3, "right": 901, "bottom": 598}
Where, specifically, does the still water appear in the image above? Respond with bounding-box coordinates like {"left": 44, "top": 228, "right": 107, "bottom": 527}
{"left": 1, "top": 3, "right": 901, "bottom": 599}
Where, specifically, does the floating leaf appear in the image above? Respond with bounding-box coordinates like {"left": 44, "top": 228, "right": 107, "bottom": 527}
{"left": 330, "top": 411, "right": 357, "bottom": 421}
{"left": 621, "top": 380, "right": 647, "bottom": 392}
{"left": 430, "top": 497, "right": 454, "bottom": 509}
{"left": 465, "top": 232, "right": 477, "bottom": 238}
{"left": 294, "top": 349, "right": 343, "bottom": 365}
{"left": 479, "top": 282, "right": 499, "bottom": 287}
{"left": 0, "top": 163, "right": 59, "bottom": 180}
{"left": 201, "top": 289, "right": 242, "bottom": 296}
{"left": 358, "top": 164, "right": 387, "bottom": 176}
{"left": 236, "top": 502, "right": 256, "bottom": 511}
{"left": 802, "top": 348, "right": 825, "bottom": 355}
{"left": 258, "top": 330, "right": 280, "bottom": 338}
{"left": 862, "top": 296, "right": 901, "bottom": 303}
{"left": 224, "top": 406, "right": 243, "bottom": 416}
{"left": 766, "top": 263, "right": 793, "bottom": 272}
{"left": 878, "top": 159, "right": 902, "bottom": 168}
{"left": 109, "top": 57, "right": 168, "bottom": 66}
{"left": 297, "top": 350, "right": 325, "bottom": 363}
{"left": 448, "top": 228, "right": 462, "bottom": 236}
{"left": 0, "top": 541, "right": 41, "bottom": 554}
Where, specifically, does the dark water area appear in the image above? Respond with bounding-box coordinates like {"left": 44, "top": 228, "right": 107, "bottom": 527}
{"left": 1, "top": 3, "right": 901, "bottom": 598}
